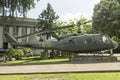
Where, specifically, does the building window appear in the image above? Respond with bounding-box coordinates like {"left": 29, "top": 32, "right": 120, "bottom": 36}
{"left": 22, "top": 27, "right": 27, "bottom": 35}
{"left": 21, "top": 27, "right": 27, "bottom": 42}
{"left": 13, "top": 27, "right": 18, "bottom": 36}
{"left": 30, "top": 28, "right": 35, "bottom": 33}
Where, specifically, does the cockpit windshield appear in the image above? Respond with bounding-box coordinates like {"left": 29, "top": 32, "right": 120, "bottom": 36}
{"left": 102, "top": 35, "right": 111, "bottom": 43}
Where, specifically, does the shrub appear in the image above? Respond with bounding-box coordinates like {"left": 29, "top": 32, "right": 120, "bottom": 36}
{"left": 6, "top": 47, "right": 25, "bottom": 60}
{"left": 14, "top": 50, "right": 24, "bottom": 60}
{"left": 6, "top": 47, "right": 16, "bottom": 56}
{"left": 6, "top": 47, "right": 16, "bottom": 61}
{"left": 23, "top": 48, "right": 32, "bottom": 57}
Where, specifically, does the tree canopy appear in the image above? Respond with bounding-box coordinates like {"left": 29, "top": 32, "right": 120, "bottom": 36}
{"left": 37, "top": 3, "right": 59, "bottom": 39}
{"left": 0, "top": 0, "right": 40, "bottom": 17}
{"left": 55, "top": 17, "right": 93, "bottom": 36}
{"left": 92, "top": 0, "right": 120, "bottom": 38}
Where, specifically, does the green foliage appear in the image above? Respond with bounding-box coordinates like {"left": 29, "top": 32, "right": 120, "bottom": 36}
{"left": 15, "top": 50, "right": 24, "bottom": 57}
{"left": 55, "top": 20, "right": 78, "bottom": 36}
{"left": 23, "top": 48, "right": 31, "bottom": 56}
{"left": 6, "top": 47, "right": 16, "bottom": 57}
{"left": 0, "top": 0, "right": 40, "bottom": 17}
{"left": 81, "top": 24, "right": 93, "bottom": 34}
{"left": 79, "top": 17, "right": 93, "bottom": 34}
{"left": 6, "top": 47, "right": 25, "bottom": 60}
{"left": 37, "top": 3, "right": 59, "bottom": 39}
{"left": 0, "top": 0, "right": 40, "bottom": 29}
{"left": 55, "top": 17, "right": 93, "bottom": 36}
{"left": 92, "top": 0, "right": 120, "bottom": 39}
{"left": 112, "top": 36, "right": 120, "bottom": 44}
{"left": 0, "top": 73, "right": 120, "bottom": 80}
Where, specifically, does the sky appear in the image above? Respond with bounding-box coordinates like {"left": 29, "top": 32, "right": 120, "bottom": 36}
{"left": 27, "top": 0, "right": 101, "bottom": 21}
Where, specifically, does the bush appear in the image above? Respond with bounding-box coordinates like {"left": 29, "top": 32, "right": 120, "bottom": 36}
{"left": 14, "top": 50, "right": 24, "bottom": 60}
{"left": 6, "top": 47, "right": 25, "bottom": 60}
{"left": 6, "top": 47, "right": 16, "bottom": 61}
{"left": 23, "top": 48, "right": 32, "bottom": 57}
{"left": 112, "top": 36, "right": 120, "bottom": 44}
{"left": 6, "top": 47, "right": 16, "bottom": 56}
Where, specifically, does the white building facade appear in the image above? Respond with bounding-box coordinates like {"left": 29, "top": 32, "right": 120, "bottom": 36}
{"left": 0, "top": 17, "right": 38, "bottom": 49}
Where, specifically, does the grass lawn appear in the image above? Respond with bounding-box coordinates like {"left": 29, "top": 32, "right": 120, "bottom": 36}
{"left": 0, "top": 56, "right": 69, "bottom": 65}
{"left": 0, "top": 56, "right": 120, "bottom": 80}
{"left": 0, "top": 72, "right": 120, "bottom": 80}
{"left": 1, "top": 55, "right": 120, "bottom": 65}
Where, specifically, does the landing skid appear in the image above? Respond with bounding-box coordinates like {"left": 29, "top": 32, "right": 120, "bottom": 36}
{"left": 70, "top": 53, "right": 117, "bottom": 62}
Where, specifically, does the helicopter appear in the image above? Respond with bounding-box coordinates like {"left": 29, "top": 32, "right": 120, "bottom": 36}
{"left": 4, "top": 21, "right": 119, "bottom": 53}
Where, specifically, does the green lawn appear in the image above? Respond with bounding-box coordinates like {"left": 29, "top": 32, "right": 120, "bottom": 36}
{"left": 0, "top": 72, "right": 120, "bottom": 80}
{"left": 0, "top": 56, "right": 120, "bottom": 80}
{"left": 1, "top": 55, "right": 120, "bottom": 65}
{"left": 0, "top": 56, "right": 69, "bottom": 65}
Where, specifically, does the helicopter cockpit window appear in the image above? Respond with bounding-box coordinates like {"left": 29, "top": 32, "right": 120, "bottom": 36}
{"left": 102, "top": 36, "right": 107, "bottom": 42}
{"left": 102, "top": 36, "right": 111, "bottom": 43}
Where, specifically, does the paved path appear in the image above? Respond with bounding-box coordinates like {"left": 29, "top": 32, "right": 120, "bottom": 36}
{"left": 0, "top": 62, "right": 120, "bottom": 74}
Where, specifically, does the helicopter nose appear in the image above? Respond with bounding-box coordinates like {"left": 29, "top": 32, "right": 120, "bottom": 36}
{"left": 112, "top": 40, "right": 119, "bottom": 49}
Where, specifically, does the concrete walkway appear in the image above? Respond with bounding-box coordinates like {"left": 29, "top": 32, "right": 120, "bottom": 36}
{"left": 0, "top": 62, "right": 120, "bottom": 74}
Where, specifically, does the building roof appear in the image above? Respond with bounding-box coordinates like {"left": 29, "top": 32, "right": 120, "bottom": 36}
{"left": 0, "top": 17, "right": 39, "bottom": 28}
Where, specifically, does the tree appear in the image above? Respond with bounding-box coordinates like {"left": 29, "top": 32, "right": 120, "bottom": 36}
{"left": 92, "top": 0, "right": 120, "bottom": 39}
{"left": 37, "top": 3, "right": 59, "bottom": 59}
{"left": 0, "top": 0, "right": 40, "bottom": 17}
{"left": 79, "top": 17, "right": 93, "bottom": 34}
{"left": 55, "top": 17, "right": 93, "bottom": 36}
{"left": 54, "top": 20, "right": 78, "bottom": 36}
{"left": 37, "top": 3, "right": 59, "bottom": 39}
{"left": 0, "top": 0, "right": 40, "bottom": 28}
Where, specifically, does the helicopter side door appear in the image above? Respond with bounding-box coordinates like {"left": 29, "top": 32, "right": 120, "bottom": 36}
{"left": 53, "top": 37, "right": 76, "bottom": 52}
{"left": 74, "top": 36, "right": 85, "bottom": 51}
{"left": 94, "top": 34, "right": 104, "bottom": 50}
{"left": 62, "top": 37, "right": 76, "bottom": 51}
{"left": 84, "top": 35, "right": 95, "bottom": 50}
{"left": 74, "top": 35, "right": 95, "bottom": 52}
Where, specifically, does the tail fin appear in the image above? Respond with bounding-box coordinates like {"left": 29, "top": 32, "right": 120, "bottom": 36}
{"left": 4, "top": 33, "right": 17, "bottom": 45}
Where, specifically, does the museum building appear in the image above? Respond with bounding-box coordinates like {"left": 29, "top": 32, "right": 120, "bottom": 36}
{"left": 0, "top": 17, "right": 38, "bottom": 49}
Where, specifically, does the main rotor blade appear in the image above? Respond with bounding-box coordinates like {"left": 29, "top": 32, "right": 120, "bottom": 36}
{"left": 15, "top": 24, "right": 75, "bottom": 39}
{"left": 83, "top": 20, "right": 92, "bottom": 24}
{"left": 15, "top": 20, "right": 92, "bottom": 39}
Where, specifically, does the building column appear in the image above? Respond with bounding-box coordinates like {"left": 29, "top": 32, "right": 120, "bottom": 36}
{"left": 9, "top": 27, "right": 13, "bottom": 35}
{"left": 0, "top": 27, "right": 3, "bottom": 48}
{"left": 27, "top": 28, "right": 31, "bottom": 41}
{"left": 18, "top": 27, "right": 22, "bottom": 42}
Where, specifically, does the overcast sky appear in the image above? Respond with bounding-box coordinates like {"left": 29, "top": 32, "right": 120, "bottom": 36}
{"left": 27, "top": 0, "right": 101, "bottom": 21}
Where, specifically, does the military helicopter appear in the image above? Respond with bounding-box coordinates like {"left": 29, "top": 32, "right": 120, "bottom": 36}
{"left": 4, "top": 21, "right": 118, "bottom": 53}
